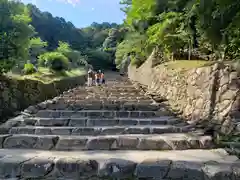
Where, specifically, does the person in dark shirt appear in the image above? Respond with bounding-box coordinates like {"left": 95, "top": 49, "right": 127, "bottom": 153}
{"left": 95, "top": 70, "right": 101, "bottom": 86}
{"left": 100, "top": 71, "right": 105, "bottom": 84}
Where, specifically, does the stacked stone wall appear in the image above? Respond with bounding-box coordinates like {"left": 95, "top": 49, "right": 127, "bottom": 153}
{"left": 0, "top": 75, "right": 86, "bottom": 120}
{"left": 128, "top": 54, "right": 240, "bottom": 134}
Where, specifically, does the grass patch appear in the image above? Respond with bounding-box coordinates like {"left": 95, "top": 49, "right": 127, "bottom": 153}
{"left": 157, "top": 60, "right": 215, "bottom": 72}
{"left": 7, "top": 67, "right": 86, "bottom": 83}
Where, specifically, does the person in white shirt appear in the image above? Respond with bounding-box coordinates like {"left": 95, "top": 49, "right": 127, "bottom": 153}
{"left": 87, "top": 69, "right": 93, "bottom": 86}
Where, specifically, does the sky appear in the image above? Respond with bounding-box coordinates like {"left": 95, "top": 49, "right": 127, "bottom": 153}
{"left": 21, "top": 0, "right": 125, "bottom": 28}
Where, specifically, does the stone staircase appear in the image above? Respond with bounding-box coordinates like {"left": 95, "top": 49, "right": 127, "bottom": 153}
{"left": 0, "top": 76, "right": 239, "bottom": 179}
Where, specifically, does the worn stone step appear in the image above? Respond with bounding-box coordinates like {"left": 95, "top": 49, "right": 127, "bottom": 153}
{"left": 57, "top": 99, "right": 154, "bottom": 104}
{"left": 1, "top": 133, "right": 214, "bottom": 151}
{"left": 25, "top": 100, "right": 157, "bottom": 114}
{"left": 0, "top": 148, "right": 235, "bottom": 180}
{"left": 9, "top": 125, "right": 193, "bottom": 135}
{"left": 61, "top": 93, "right": 145, "bottom": 97}
{"left": 19, "top": 116, "right": 183, "bottom": 127}
{"left": 35, "top": 110, "right": 172, "bottom": 118}
{"left": 2, "top": 116, "right": 183, "bottom": 129}
{"left": 47, "top": 102, "right": 160, "bottom": 111}
{"left": 61, "top": 96, "right": 150, "bottom": 101}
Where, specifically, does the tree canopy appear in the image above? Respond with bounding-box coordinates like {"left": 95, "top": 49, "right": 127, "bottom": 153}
{"left": 1, "top": 0, "right": 239, "bottom": 73}
{"left": 0, "top": 1, "right": 126, "bottom": 73}
{"left": 116, "top": 0, "right": 240, "bottom": 67}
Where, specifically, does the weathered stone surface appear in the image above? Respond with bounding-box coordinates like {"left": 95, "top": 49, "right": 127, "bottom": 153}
{"left": 99, "top": 158, "right": 136, "bottom": 178}
{"left": 137, "top": 137, "right": 172, "bottom": 150}
{"left": 3, "top": 135, "right": 58, "bottom": 150}
{"left": 135, "top": 159, "right": 171, "bottom": 178}
{"left": 117, "top": 136, "right": 139, "bottom": 149}
{"left": 0, "top": 74, "right": 86, "bottom": 120}
{"left": 3, "top": 135, "right": 37, "bottom": 149}
{"left": 0, "top": 155, "right": 31, "bottom": 178}
{"left": 0, "top": 116, "right": 25, "bottom": 134}
{"left": 87, "top": 119, "right": 119, "bottom": 126}
{"left": 35, "top": 110, "right": 165, "bottom": 118}
{"left": 34, "top": 136, "right": 58, "bottom": 150}
{"left": 87, "top": 137, "right": 117, "bottom": 150}
{"left": 0, "top": 72, "right": 239, "bottom": 179}
{"left": 0, "top": 133, "right": 214, "bottom": 151}
{"left": 22, "top": 157, "right": 54, "bottom": 178}
{"left": 166, "top": 161, "right": 204, "bottom": 180}
{"left": 128, "top": 56, "right": 240, "bottom": 135}
{"left": 55, "top": 136, "right": 88, "bottom": 150}
{"left": 69, "top": 118, "right": 87, "bottom": 126}
{"left": 36, "top": 118, "right": 69, "bottom": 126}
{"left": 0, "top": 149, "right": 236, "bottom": 179}
{"left": 55, "top": 157, "right": 98, "bottom": 179}
{"left": 202, "top": 160, "right": 234, "bottom": 179}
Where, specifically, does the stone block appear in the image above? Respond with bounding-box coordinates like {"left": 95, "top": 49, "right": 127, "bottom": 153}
{"left": 123, "top": 127, "right": 150, "bottom": 134}
{"left": 3, "top": 135, "right": 37, "bottom": 149}
{"left": 140, "top": 111, "right": 156, "bottom": 118}
{"left": 100, "top": 127, "right": 125, "bottom": 135}
{"left": 36, "top": 118, "right": 69, "bottom": 126}
{"left": 166, "top": 161, "right": 204, "bottom": 180}
{"left": 22, "top": 157, "right": 54, "bottom": 178}
{"left": 69, "top": 118, "right": 87, "bottom": 126}
{"left": 116, "top": 136, "right": 139, "bottom": 150}
{"left": 118, "top": 119, "right": 138, "bottom": 125}
{"left": 86, "top": 137, "right": 117, "bottom": 150}
{"left": 0, "top": 155, "right": 29, "bottom": 178}
{"left": 135, "top": 159, "right": 171, "bottom": 179}
{"left": 9, "top": 127, "right": 35, "bottom": 134}
{"left": 99, "top": 158, "right": 136, "bottom": 178}
{"left": 72, "top": 127, "right": 99, "bottom": 136}
{"left": 86, "top": 119, "right": 119, "bottom": 126}
{"left": 116, "top": 111, "right": 130, "bottom": 118}
{"left": 55, "top": 136, "right": 87, "bottom": 150}
{"left": 137, "top": 137, "right": 172, "bottom": 150}
{"left": 55, "top": 158, "right": 98, "bottom": 179}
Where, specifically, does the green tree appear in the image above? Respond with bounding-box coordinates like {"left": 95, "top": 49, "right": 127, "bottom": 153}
{"left": 56, "top": 41, "right": 87, "bottom": 67}
{"left": 120, "top": 0, "right": 240, "bottom": 65}
{"left": 0, "top": 0, "right": 34, "bottom": 73}
{"left": 38, "top": 52, "right": 69, "bottom": 71}
{"left": 29, "top": 37, "right": 48, "bottom": 64}
{"left": 115, "top": 32, "right": 148, "bottom": 67}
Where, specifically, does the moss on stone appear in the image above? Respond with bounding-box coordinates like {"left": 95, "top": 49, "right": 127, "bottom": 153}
{"left": 7, "top": 67, "right": 86, "bottom": 84}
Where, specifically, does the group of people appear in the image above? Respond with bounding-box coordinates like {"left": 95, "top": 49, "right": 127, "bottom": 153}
{"left": 87, "top": 69, "right": 105, "bottom": 86}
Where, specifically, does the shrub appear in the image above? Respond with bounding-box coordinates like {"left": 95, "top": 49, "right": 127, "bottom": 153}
{"left": 22, "top": 63, "right": 37, "bottom": 74}
{"left": 56, "top": 41, "right": 88, "bottom": 67}
{"left": 38, "top": 52, "right": 69, "bottom": 71}
{"left": 85, "top": 49, "right": 111, "bottom": 69}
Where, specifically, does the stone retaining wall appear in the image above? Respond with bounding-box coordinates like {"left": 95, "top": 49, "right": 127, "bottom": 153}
{"left": 128, "top": 52, "right": 240, "bottom": 134}
{"left": 0, "top": 75, "right": 86, "bottom": 121}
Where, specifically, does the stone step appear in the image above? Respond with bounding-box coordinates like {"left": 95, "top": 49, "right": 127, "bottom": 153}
{"left": 57, "top": 99, "right": 154, "bottom": 104}
{"left": 0, "top": 148, "right": 236, "bottom": 179}
{"left": 61, "top": 96, "right": 150, "bottom": 100}
{"left": 72, "top": 87, "right": 140, "bottom": 91}
{"left": 47, "top": 102, "right": 160, "bottom": 111}
{"left": 62, "top": 92, "right": 145, "bottom": 96}
{"left": 19, "top": 117, "right": 183, "bottom": 127}
{"left": 9, "top": 125, "right": 194, "bottom": 135}
{"left": 24, "top": 100, "right": 158, "bottom": 114}
{"left": 35, "top": 110, "right": 172, "bottom": 118}
{"left": 1, "top": 133, "right": 214, "bottom": 151}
